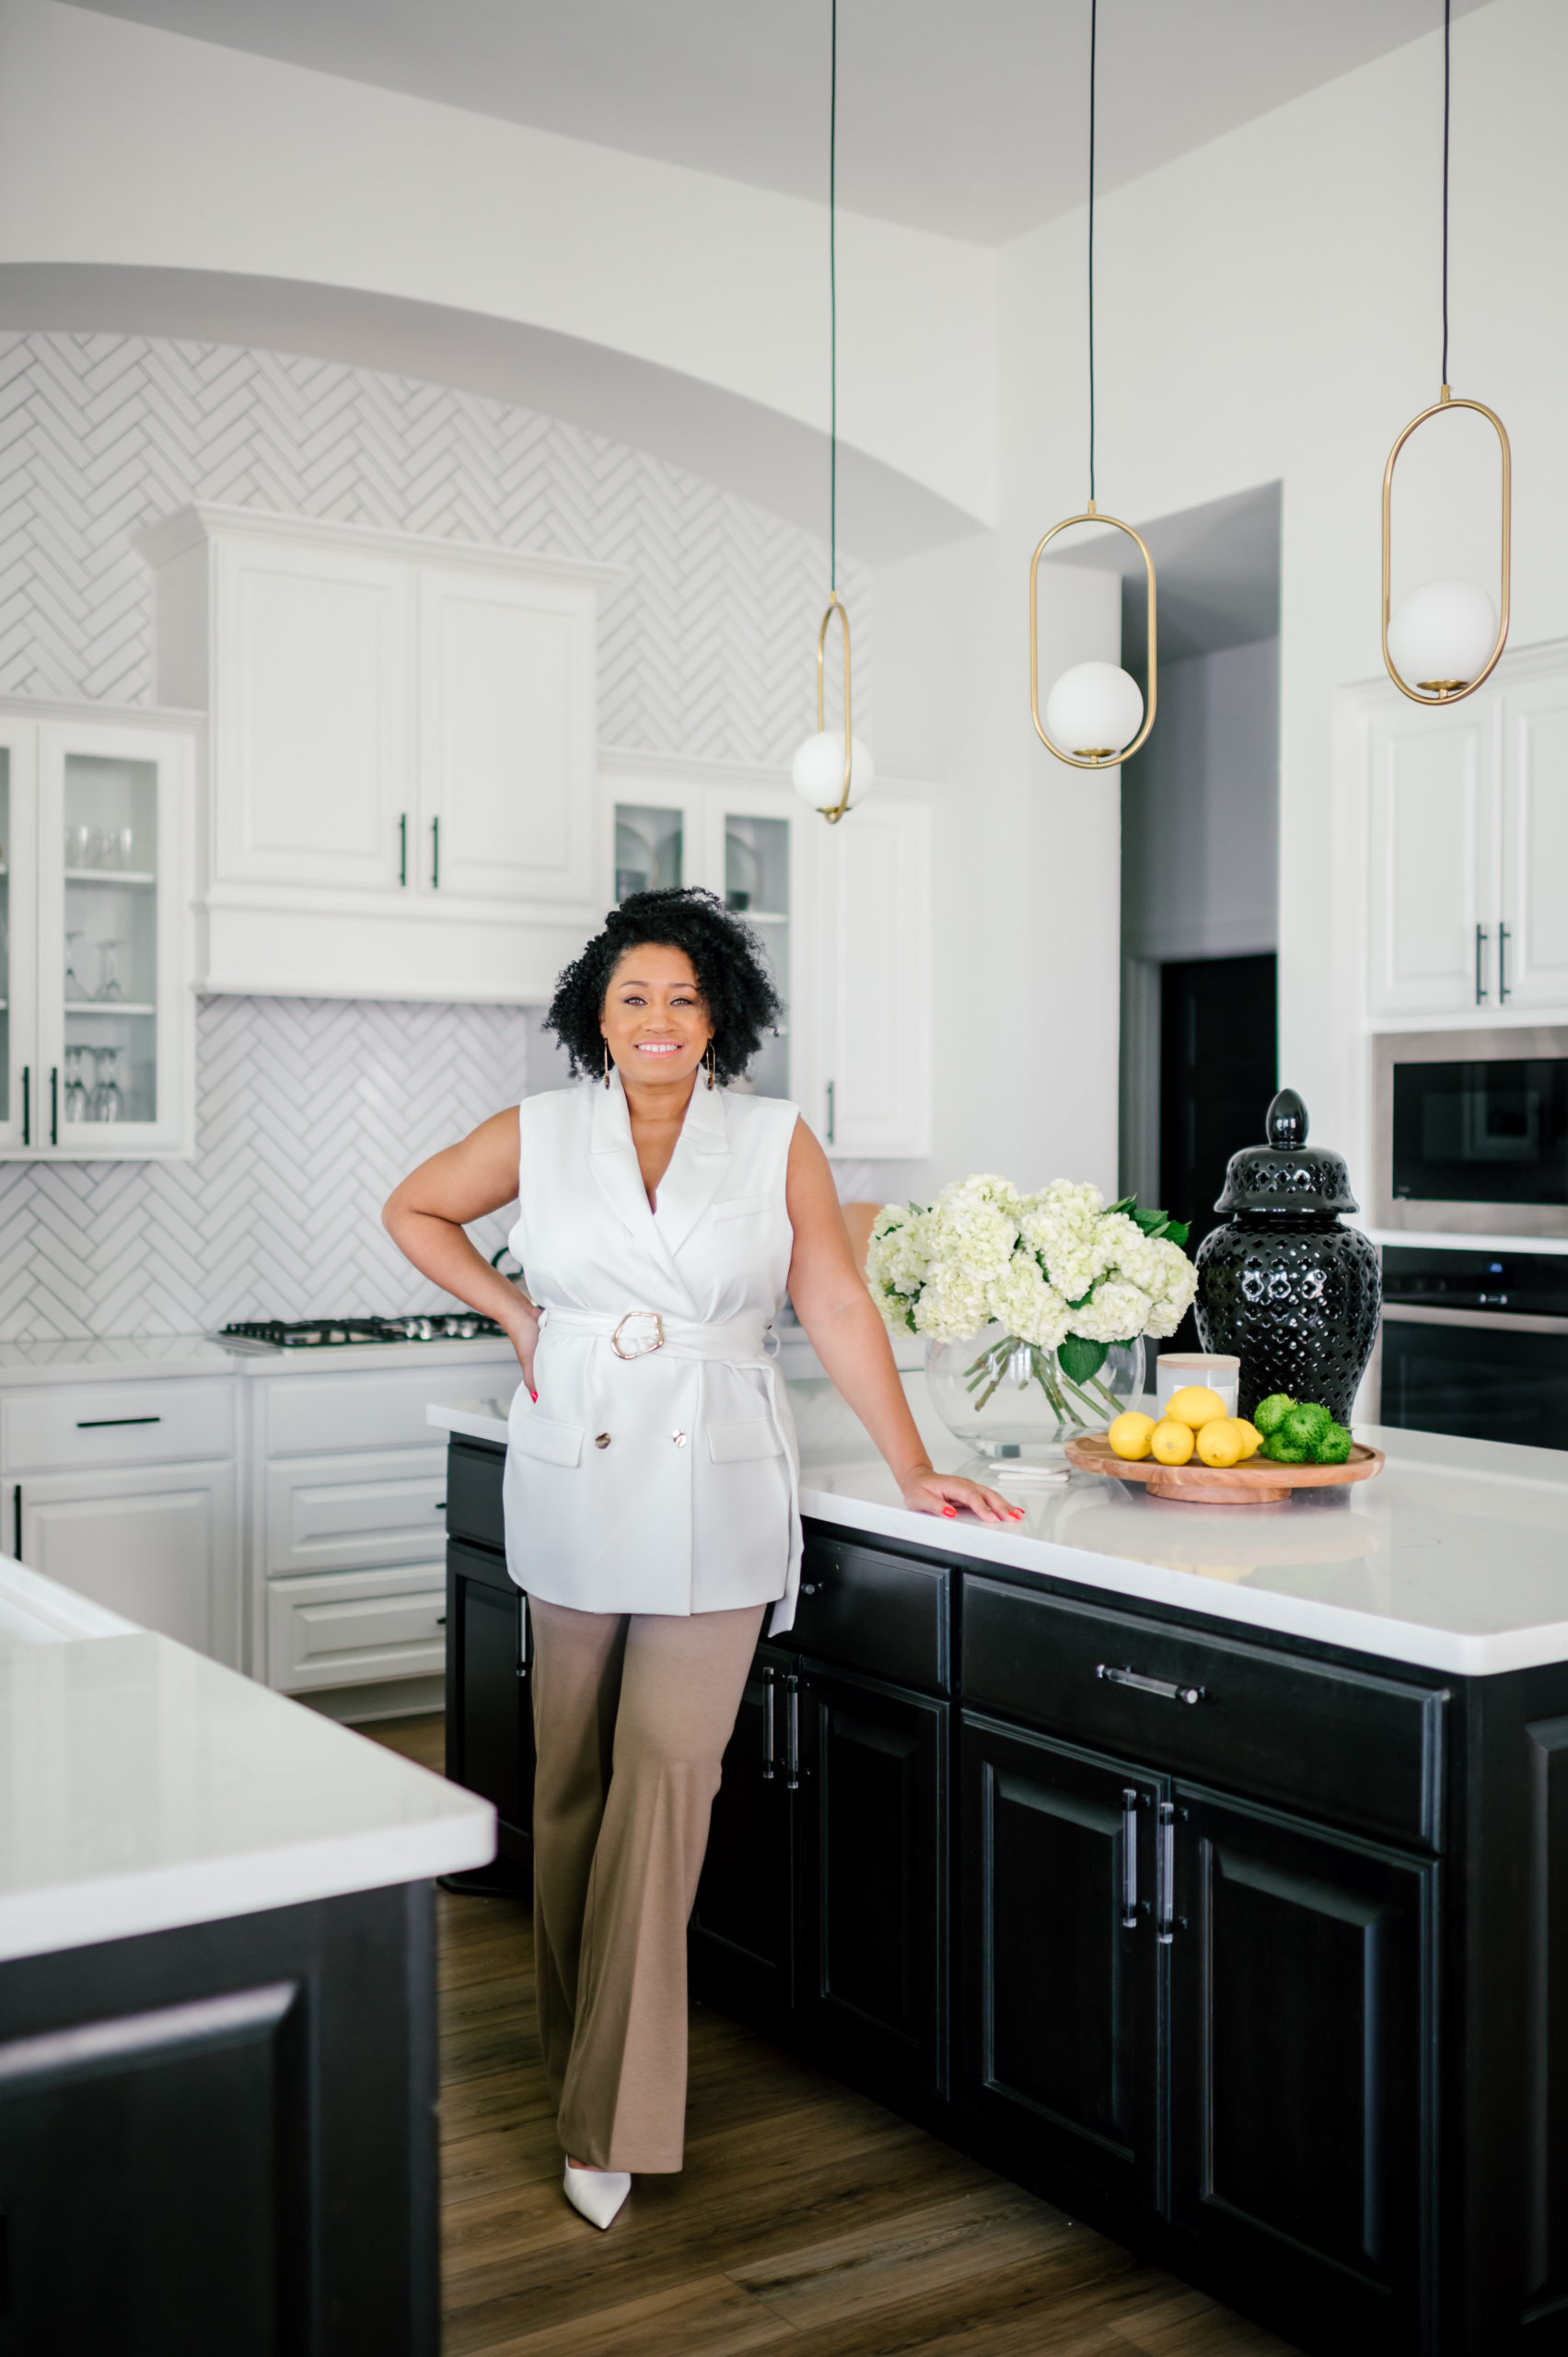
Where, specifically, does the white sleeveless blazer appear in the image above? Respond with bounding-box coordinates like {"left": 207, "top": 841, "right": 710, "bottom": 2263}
{"left": 502, "top": 1070, "right": 803, "bottom": 1631}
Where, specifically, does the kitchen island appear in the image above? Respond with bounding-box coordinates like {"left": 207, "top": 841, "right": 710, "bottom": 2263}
{"left": 429, "top": 1376, "right": 1568, "bottom": 2357}
{"left": 0, "top": 1554, "right": 494, "bottom": 2357}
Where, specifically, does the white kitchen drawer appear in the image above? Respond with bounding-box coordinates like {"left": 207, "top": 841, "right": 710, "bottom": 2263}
{"left": 2, "top": 1379, "right": 237, "bottom": 1474}
{"left": 266, "top": 1563, "right": 447, "bottom": 1693}
{"left": 9, "top": 1460, "right": 238, "bottom": 1664}
{"left": 265, "top": 1446, "right": 448, "bottom": 1576}
{"left": 263, "top": 1361, "right": 510, "bottom": 1458}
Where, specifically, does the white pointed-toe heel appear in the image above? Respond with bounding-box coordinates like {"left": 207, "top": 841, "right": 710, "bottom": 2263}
{"left": 563, "top": 2160, "right": 631, "bottom": 2230}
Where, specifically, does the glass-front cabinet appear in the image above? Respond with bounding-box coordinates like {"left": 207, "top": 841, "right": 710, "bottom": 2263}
{"left": 607, "top": 767, "right": 801, "bottom": 1103}
{"left": 0, "top": 703, "right": 196, "bottom": 1159}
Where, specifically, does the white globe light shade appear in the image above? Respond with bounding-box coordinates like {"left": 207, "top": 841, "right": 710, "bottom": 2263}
{"left": 790, "top": 729, "right": 875, "bottom": 811}
{"left": 1388, "top": 577, "right": 1498, "bottom": 689}
{"left": 1043, "top": 660, "right": 1145, "bottom": 760}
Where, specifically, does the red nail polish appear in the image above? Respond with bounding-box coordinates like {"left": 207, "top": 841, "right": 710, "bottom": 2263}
{"left": 1012, "top": 1509, "right": 1025, "bottom": 1519}
{"left": 529, "top": 1388, "right": 538, "bottom": 1402}
{"left": 943, "top": 1505, "right": 957, "bottom": 1517}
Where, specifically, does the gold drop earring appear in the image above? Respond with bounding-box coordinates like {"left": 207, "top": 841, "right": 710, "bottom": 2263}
{"left": 705, "top": 1042, "right": 716, "bottom": 1090}
{"left": 602, "top": 1040, "right": 611, "bottom": 1088}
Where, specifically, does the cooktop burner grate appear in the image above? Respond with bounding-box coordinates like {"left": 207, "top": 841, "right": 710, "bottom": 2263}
{"left": 219, "top": 1314, "right": 506, "bottom": 1350}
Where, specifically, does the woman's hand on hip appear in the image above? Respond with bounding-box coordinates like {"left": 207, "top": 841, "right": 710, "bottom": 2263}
{"left": 899, "top": 1466, "right": 1024, "bottom": 1525}
{"left": 507, "top": 1304, "right": 540, "bottom": 1401}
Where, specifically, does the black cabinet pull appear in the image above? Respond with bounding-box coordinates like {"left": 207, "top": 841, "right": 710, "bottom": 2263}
{"left": 49, "top": 1066, "right": 58, "bottom": 1148}
{"left": 436, "top": 1614, "right": 447, "bottom": 1627}
{"left": 431, "top": 815, "right": 440, "bottom": 889}
{"left": 1097, "top": 1662, "right": 1203, "bottom": 1706}
{"left": 1156, "top": 1801, "right": 1177, "bottom": 1945}
{"left": 1475, "top": 921, "right": 1489, "bottom": 1004}
{"left": 21, "top": 1063, "right": 29, "bottom": 1147}
{"left": 76, "top": 1414, "right": 160, "bottom": 1429}
{"left": 12, "top": 1483, "right": 19, "bottom": 1559}
{"left": 1121, "top": 1786, "right": 1139, "bottom": 1930}
{"left": 761, "top": 1664, "right": 775, "bottom": 1781}
{"left": 435, "top": 1500, "right": 446, "bottom": 1510}
{"left": 784, "top": 1672, "right": 800, "bottom": 1791}
{"left": 1499, "top": 921, "right": 1512, "bottom": 1003}
{"left": 399, "top": 811, "right": 408, "bottom": 888}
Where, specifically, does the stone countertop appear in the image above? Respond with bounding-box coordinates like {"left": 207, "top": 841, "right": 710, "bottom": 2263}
{"left": 0, "top": 1333, "right": 521, "bottom": 1384}
{"left": 427, "top": 1376, "right": 1568, "bottom": 1680}
{"left": 0, "top": 1556, "right": 494, "bottom": 1966}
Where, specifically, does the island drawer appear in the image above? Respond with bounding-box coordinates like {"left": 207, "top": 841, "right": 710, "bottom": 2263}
{"left": 795, "top": 1535, "right": 948, "bottom": 1692}
{"left": 445, "top": 1439, "right": 507, "bottom": 1553}
{"left": 3, "top": 1379, "right": 235, "bottom": 1473}
{"left": 961, "top": 1576, "right": 1446, "bottom": 1848}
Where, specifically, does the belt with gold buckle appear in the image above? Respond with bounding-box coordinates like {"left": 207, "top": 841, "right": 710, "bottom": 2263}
{"left": 610, "top": 1310, "right": 666, "bottom": 1360}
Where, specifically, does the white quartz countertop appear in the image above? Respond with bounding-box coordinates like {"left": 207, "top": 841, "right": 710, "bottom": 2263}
{"left": 0, "top": 1557, "right": 494, "bottom": 1965}
{"left": 0, "top": 1332, "right": 520, "bottom": 1384}
{"left": 428, "top": 1377, "right": 1568, "bottom": 1679}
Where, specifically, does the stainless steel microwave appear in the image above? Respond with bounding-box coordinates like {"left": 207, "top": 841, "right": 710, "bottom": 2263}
{"left": 1372, "top": 1026, "right": 1568, "bottom": 1237}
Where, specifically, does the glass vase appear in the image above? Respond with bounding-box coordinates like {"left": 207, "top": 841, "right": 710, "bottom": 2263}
{"left": 923, "top": 1324, "right": 1146, "bottom": 1461}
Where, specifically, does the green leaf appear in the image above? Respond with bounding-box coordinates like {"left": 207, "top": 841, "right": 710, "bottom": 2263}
{"left": 1057, "top": 1334, "right": 1109, "bottom": 1383}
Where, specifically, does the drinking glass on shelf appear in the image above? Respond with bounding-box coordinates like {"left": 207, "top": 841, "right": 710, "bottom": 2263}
{"left": 66, "top": 822, "right": 91, "bottom": 870}
{"left": 64, "top": 1046, "right": 93, "bottom": 1122}
{"left": 115, "top": 826, "right": 135, "bottom": 870}
{"left": 64, "top": 931, "right": 88, "bottom": 1000}
{"left": 91, "top": 1048, "right": 122, "bottom": 1123}
{"left": 96, "top": 940, "right": 123, "bottom": 1002}
{"left": 90, "top": 826, "right": 116, "bottom": 870}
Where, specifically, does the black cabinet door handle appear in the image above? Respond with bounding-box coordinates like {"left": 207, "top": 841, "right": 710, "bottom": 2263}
{"left": 431, "top": 815, "right": 439, "bottom": 889}
{"left": 1475, "top": 922, "right": 1489, "bottom": 1004}
{"left": 12, "top": 1483, "right": 19, "bottom": 1559}
{"left": 21, "top": 1064, "right": 29, "bottom": 1147}
{"left": 1156, "top": 1801, "right": 1177, "bottom": 1945}
{"left": 1097, "top": 1662, "right": 1203, "bottom": 1705}
{"left": 1121, "top": 1786, "right": 1139, "bottom": 1930}
{"left": 436, "top": 1614, "right": 447, "bottom": 1627}
{"left": 1499, "top": 921, "right": 1512, "bottom": 1003}
{"left": 76, "top": 1414, "right": 161, "bottom": 1429}
{"left": 784, "top": 1672, "right": 800, "bottom": 1791}
{"left": 761, "top": 1664, "right": 775, "bottom": 1781}
{"left": 399, "top": 811, "right": 408, "bottom": 888}
{"left": 49, "top": 1066, "right": 58, "bottom": 1148}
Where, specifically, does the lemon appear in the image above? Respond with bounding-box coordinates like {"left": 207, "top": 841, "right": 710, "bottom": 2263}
{"left": 1167, "top": 1385, "right": 1227, "bottom": 1429}
{"left": 1108, "top": 1411, "right": 1156, "bottom": 1461}
{"left": 1196, "top": 1417, "right": 1249, "bottom": 1469}
{"left": 1234, "top": 1419, "right": 1262, "bottom": 1459}
{"left": 1149, "top": 1417, "right": 1196, "bottom": 1465}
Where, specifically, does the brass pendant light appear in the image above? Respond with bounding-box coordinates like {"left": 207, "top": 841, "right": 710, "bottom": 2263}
{"left": 1381, "top": 0, "right": 1510, "bottom": 704}
{"left": 791, "top": 0, "right": 874, "bottom": 822}
{"left": 1029, "top": 0, "right": 1156, "bottom": 770}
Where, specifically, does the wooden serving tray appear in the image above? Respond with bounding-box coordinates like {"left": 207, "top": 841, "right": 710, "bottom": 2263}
{"left": 1063, "top": 1432, "right": 1386, "bottom": 1505}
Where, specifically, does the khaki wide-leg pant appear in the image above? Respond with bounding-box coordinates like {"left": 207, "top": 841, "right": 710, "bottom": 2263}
{"left": 528, "top": 1595, "right": 766, "bottom": 2173}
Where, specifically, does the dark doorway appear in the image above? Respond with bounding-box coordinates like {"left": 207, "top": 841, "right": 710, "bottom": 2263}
{"left": 1158, "top": 954, "right": 1277, "bottom": 1353}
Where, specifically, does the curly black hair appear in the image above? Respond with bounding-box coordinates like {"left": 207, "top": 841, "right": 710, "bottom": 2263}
{"left": 544, "top": 887, "right": 784, "bottom": 1086}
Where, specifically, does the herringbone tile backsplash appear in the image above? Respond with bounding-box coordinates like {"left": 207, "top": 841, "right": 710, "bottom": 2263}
{"left": 0, "top": 331, "right": 868, "bottom": 1338}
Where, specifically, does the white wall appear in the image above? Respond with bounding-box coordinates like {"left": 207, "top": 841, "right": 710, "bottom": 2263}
{"left": 1121, "top": 638, "right": 1280, "bottom": 965}
{"left": 0, "top": 0, "right": 997, "bottom": 552}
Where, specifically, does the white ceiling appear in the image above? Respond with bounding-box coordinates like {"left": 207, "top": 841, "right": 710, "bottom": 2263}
{"left": 66, "top": 0, "right": 1492, "bottom": 247}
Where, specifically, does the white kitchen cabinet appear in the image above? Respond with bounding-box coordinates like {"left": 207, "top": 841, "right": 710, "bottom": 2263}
{"left": 1498, "top": 668, "right": 1568, "bottom": 1010}
{"left": 1363, "top": 638, "right": 1568, "bottom": 1023}
{"left": 263, "top": 1446, "right": 448, "bottom": 1578}
{"left": 7, "top": 1462, "right": 238, "bottom": 1663}
{"left": 266, "top": 1564, "right": 447, "bottom": 1694}
{"left": 0, "top": 700, "right": 198, "bottom": 1159}
{"left": 805, "top": 793, "right": 933, "bottom": 1159}
{"left": 137, "top": 505, "right": 615, "bottom": 1004}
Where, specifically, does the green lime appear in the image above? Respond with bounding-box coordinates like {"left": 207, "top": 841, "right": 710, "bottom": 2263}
{"left": 1252, "top": 1393, "right": 1296, "bottom": 1437}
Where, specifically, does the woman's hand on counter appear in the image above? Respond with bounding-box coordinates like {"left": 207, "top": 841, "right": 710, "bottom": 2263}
{"left": 899, "top": 1465, "right": 1024, "bottom": 1525}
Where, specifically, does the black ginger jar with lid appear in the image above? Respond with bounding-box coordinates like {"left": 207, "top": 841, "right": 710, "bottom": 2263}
{"left": 1193, "top": 1087, "right": 1382, "bottom": 1425}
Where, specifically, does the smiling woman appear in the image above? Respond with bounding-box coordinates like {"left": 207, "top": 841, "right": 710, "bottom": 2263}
{"left": 380, "top": 883, "right": 1016, "bottom": 2236}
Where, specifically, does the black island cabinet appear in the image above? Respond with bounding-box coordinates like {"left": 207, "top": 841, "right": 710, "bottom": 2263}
{"left": 441, "top": 1431, "right": 1568, "bottom": 2357}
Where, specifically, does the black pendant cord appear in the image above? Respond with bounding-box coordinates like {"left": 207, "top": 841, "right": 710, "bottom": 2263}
{"left": 830, "top": 0, "right": 838, "bottom": 593}
{"left": 1087, "top": 0, "right": 1097, "bottom": 505}
{"left": 1441, "top": 0, "right": 1451, "bottom": 386}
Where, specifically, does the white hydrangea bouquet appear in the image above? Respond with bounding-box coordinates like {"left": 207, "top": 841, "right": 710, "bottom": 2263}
{"left": 866, "top": 1175, "right": 1196, "bottom": 1435}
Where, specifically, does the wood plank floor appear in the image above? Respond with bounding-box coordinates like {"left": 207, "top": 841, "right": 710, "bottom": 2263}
{"left": 366, "top": 1712, "right": 1298, "bottom": 2357}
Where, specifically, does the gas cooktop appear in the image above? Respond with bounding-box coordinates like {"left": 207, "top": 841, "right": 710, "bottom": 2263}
{"left": 217, "top": 1314, "right": 507, "bottom": 1353}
